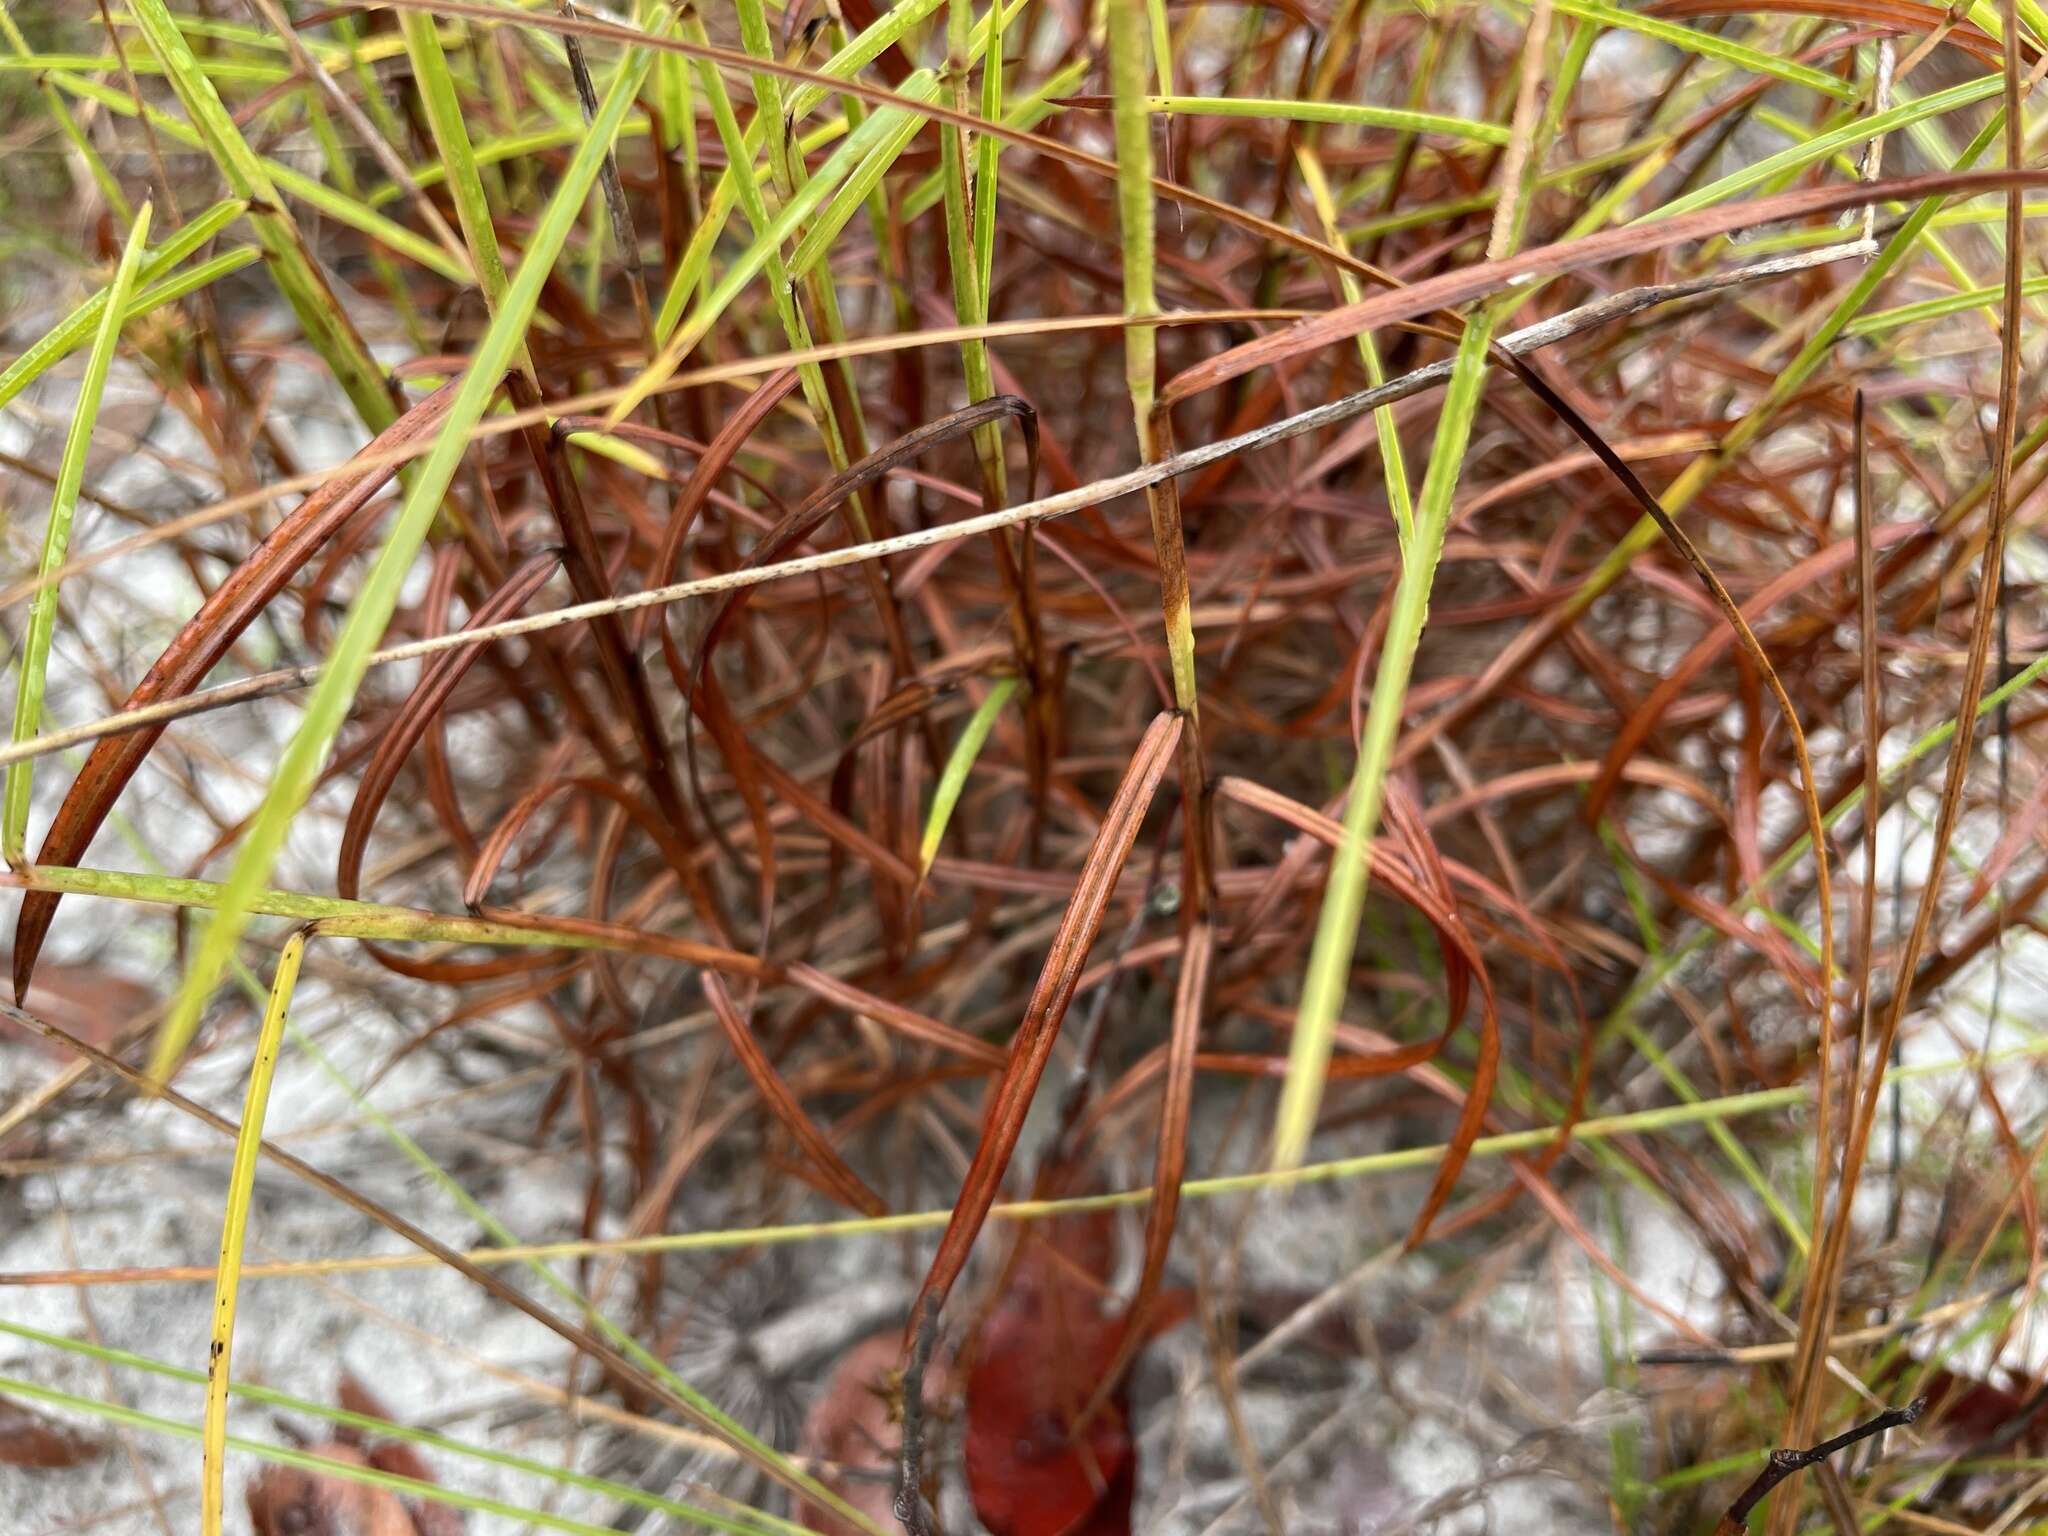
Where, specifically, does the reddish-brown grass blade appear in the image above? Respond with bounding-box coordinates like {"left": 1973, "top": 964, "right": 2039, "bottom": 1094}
{"left": 461, "top": 776, "right": 699, "bottom": 912}
{"left": 680, "top": 398, "right": 1037, "bottom": 930}
{"left": 1082, "top": 917, "right": 1211, "bottom": 1416}
{"left": 644, "top": 368, "right": 802, "bottom": 654}
{"left": 894, "top": 711, "right": 1182, "bottom": 1519}
{"left": 509, "top": 376, "right": 720, "bottom": 931}
{"left": 1160, "top": 170, "right": 2048, "bottom": 409}
{"left": 698, "top": 972, "right": 885, "bottom": 1218}
{"left": 783, "top": 963, "right": 1006, "bottom": 1067}
{"left": 1212, "top": 774, "right": 1500, "bottom": 1243}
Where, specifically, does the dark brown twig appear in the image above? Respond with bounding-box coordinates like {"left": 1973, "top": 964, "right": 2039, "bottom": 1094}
{"left": 1719, "top": 1400, "right": 1924, "bottom": 1531}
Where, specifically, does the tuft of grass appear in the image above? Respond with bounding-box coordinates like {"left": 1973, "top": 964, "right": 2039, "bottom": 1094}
{"left": 6, "top": 2, "right": 2048, "bottom": 1532}
{"left": 150, "top": 36, "right": 658, "bottom": 1087}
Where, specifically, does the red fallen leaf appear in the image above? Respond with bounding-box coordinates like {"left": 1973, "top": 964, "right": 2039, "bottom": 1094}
{"left": 796, "top": 1331, "right": 955, "bottom": 1536}
{"left": 965, "top": 1285, "right": 1135, "bottom": 1536}
{"left": 964, "top": 1208, "right": 1186, "bottom": 1536}
{"left": 0, "top": 1397, "right": 106, "bottom": 1468}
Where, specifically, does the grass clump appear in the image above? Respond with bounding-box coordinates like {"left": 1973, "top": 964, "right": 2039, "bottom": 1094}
{"left": 1, "top": 3, "right": 2046, "bottom": 1535}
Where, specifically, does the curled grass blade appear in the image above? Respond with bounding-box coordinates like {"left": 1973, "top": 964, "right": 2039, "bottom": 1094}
{"left": 11, "top": 383, "right": 459, "bottom": 1001}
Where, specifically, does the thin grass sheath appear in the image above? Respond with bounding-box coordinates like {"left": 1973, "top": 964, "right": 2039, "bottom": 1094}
{"left": 6, "top": 3, "right": 2048, "bottom": 1533}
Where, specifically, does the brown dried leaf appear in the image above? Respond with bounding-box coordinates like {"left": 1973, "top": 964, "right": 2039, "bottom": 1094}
{"left": 0, "top": 1397, "right": 106, "bottom": 1469}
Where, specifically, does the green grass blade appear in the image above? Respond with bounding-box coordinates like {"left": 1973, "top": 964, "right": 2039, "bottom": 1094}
{"left": 937, "top": 0, "right": 1009, "bottom": 505}
{"left": 0, "top": 49, "right": 293, "bottom": 82}
{"left": 4, "top": 202, "right": 153, "bottom": 867}
{"left": 1109, "top": 0, "right": 1159, "bottom": 416}
{"left": 1537, "top": 0, "right": 1856, "bottom": 100}
{"left": 613, "top": 68, "right": 941, "bottom": 423}
{"left": 0, "top": 5, "right": 135, "bottom": 221}
{"left": 280, "top": 1021, "right": 882, "bottom": 1533}
{"left": 1641, "top": 76, "right": 2002, "bottom": 223}
{"left": 123, "top": 249, "right": 265, "bottom": 314}
{"left": 973, "top": 0, "right": 1003, "bottom": 300}
{"left": 1110, "top": 0, "right": 1204, "bottom": 725}
{"left": 1137, "top": 94, "right": 1510, "bottom": 143}
{"left": 644, "top": 0, "right": 995, "bottom": 343}
{"left": 900, "top": 57, "right": 1085, "bottom": 222}
{"left": 784, "top": 94, "right": 933, "bottom": 274}
{"left": 920, "top": 678, "right": 1019, "bottom": 875}
{"left": 48, "top": 72, "right": 472, "bottom": 286}
{"left": 1847, "top": 272, "right": 2048, "bottom": 335}
{"left": 1273, "top": 318, "right": 1496, "bottom": 1171}
{"left": 398, "top": 11, "right": 521, "bottom": 357}
{"left": 1295, "top": 145, "right": 1413, "bottom": 547}
{"left": 784, "top": 0, "right": 950, "bottom": 123}
{"left": 0, "top": 1318, "right": 806, "bottom": 1536}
